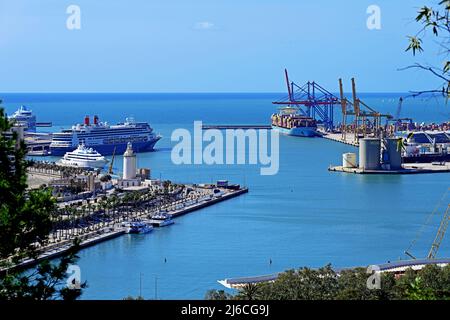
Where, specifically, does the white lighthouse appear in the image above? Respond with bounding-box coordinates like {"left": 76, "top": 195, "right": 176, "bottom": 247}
{"left": 123, "top": 142, "right": 136, "bottom": 180}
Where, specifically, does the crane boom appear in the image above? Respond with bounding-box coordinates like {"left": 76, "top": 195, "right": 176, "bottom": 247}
{"left": 395, "top": 97, "right": 403, "bottom": 120}
{"left": 285, "top": 69, "right": 293, "bottom": 102}
{"left": 427, "top": 203, "right": 450, "bottom": 259}
{"left": 108, "top": 146, "right": 116, "bottom": 175}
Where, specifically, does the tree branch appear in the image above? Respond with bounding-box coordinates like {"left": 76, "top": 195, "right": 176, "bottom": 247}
{"left": 398, "top": 63, "right": 450, "bottom": 82}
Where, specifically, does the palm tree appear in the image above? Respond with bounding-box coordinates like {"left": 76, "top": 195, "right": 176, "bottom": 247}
{"left": 237, "top": 283, "right": 261, "bottom": 300}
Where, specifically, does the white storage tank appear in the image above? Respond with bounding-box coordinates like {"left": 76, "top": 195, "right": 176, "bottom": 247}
{"left": 342, "top": 153, "right": 357, "bottom": 168}
{"left": 359, "top": 138, "right": 381, "bottom": 170}
{"left": 385, "top": 138, "right": 402, "bottom": 170}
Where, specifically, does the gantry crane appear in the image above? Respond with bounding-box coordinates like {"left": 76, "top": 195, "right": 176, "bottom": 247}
{"left": 272, "top": 69, "right": 340, "bottom": 131}
{"left": 338, "top": 78, "right": 392, "bottom": 142}
{"left": 428, "top": 203, "right": 450, "bottom": 259}
{"left": 405, "top": 188, "right": 450, "bottom": 260}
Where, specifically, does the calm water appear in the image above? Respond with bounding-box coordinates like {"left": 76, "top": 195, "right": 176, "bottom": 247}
{"left": 2, "top": 93, "right": 450, "bottom": 299}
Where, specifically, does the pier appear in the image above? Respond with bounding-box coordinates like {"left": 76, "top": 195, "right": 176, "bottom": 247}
{"left": 4, "top": 186, "right": 248, "bottom": 271}
{"left": 329, "top": 162, "right": 450, "bottom": 175}
{"left": 218, "top": 258, "right": 450, "bottom": 289}
{"left": 321, "top": 132, "right": 359, "bottom": 147}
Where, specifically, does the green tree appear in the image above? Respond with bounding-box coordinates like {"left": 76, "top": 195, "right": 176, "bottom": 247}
{"left": 405, "top": 0, "right": 449, "bottom": 97}
{"left": 405, "top": 277, "right": 437, "bottom": 300}
{"left": 205, "top": 289, "right": 233, "bottom": 300}
{"left": 0, "top": 107, "right": 85, "bottom": 300}
{"left": 336, "top": 268, "right": 395, "bottom": 300}
{"left": 236, "top": 283, "right": 261, "bottom": 300}
{"left": 256, "top": 265, "right": 338, "bottom": 300}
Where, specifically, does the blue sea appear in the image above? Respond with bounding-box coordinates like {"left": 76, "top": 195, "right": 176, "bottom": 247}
{"left": 1, "top": 92, "right": 450, "bottom": 299}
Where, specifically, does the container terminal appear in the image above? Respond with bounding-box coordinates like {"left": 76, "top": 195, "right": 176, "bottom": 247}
{"left": 202, "top": 69, "right": 449, "bottom": 170}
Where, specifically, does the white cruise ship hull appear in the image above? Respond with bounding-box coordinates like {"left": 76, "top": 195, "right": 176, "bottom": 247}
{"left": 57, "top": 158, "right": 108, "bottom": 169}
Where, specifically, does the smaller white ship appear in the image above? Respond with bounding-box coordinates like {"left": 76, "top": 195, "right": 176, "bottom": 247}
{"left": 125, "top": 221, "right": 153, "bottom": 234}
{"left": 149, "top": 214, "right": 175, "bottom": 227}
{"left": 9, "top": 105, "right": 36, "bottom": 132}
{"left": 57, "top": 144, "right": 108, "bottom": 169}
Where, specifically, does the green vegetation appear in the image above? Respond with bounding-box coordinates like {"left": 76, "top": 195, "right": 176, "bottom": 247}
{"left": 206, "top": 264, "right": 450, "bottom": 300}
{"left": 405, "top": 0, "right": 449, "bottom": 97}
{"left": 0, "top": 106, "right": 85, "bottom": 300}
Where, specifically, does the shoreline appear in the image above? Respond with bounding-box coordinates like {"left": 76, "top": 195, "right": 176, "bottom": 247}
{"left": 4, "top": 187, "right": 249, "bottom": 272}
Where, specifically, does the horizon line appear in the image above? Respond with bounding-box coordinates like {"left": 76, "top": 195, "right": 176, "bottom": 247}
{"left": 0, "top": 91, "right": 414, "bottom": 95}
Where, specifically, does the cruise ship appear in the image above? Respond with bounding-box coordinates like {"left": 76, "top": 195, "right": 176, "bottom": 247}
{"left": 50, "top": 115, "right": 161, "bottom": 156}
{"left": 57, "top": 144, "right": 108, "bottom": 168}
{"left": 9, "top": 106, "right": 36, "bottom": 132}
{"left": 271, "top": 107, "right": 320, "bottom": 137}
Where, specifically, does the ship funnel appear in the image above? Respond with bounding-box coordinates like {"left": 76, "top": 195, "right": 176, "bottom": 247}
{"left": 94, "top": 115, "right": 99, "bottom": 125}
{"left": 84, "top": 115, "right": 90, "bottom": 126}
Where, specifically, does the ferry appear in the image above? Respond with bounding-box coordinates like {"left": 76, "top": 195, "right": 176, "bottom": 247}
{"left": 57, "top": 144, "right": 108, "bottom": 169}
{"left": 125, "top": 221, "right": 153, "bottom": 234}
{"left": 271, "top": 107, "right": 320, "bottom": 137}
{"left": 9, "top": 106, "right": 36, "bottom": 132}
{"left": 149, "top": 214, "right": 175, "bottom": 227}
{"left": 50, "top": 115, "right": 161, "bottom": 156}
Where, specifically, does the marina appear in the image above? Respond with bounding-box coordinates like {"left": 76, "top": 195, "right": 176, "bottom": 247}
{"left": 4, "top": 185, "right": 248, "bottom": 272}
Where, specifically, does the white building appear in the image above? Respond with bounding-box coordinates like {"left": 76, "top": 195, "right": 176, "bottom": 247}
{"left": 118, "top": 142, "right": 141, "bottom": 188}
{"left": 123, "top": 142, "right": 136, "bottom": 179}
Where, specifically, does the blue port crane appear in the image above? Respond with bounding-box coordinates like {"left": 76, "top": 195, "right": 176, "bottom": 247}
{"left": 272, "top": 69, "right": 340, "bottom": 131}
{"left": 395, "top": 97, "right": 403, "bottom": 120}
{"left": 389, "top": 97, "right": 413, "bottom": 133}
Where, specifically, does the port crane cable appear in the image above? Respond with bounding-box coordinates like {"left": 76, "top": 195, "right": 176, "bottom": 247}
{"left": 405, "top": 188, "right": 449, "bottom": 258}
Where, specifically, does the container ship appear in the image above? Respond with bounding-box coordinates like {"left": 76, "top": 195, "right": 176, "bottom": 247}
{"left": 271, "top": 107, "right": 320, "bottom": 137}
{"left": 49, "top": 115, "right": 161, "bottom": 156}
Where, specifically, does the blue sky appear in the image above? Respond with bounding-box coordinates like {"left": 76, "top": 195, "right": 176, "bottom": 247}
{"left": 0, "top": 0, "right": 446, "bottom": 92}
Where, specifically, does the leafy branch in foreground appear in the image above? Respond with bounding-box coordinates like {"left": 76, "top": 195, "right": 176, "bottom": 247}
{"left": 404, "top": 1, "right": 449, "bottom": 98}
{"left": 0, "top": 106, "right": 86, "bottom": 300}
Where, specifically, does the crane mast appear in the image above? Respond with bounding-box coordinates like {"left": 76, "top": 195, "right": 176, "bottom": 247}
{"left": 108, "top": 146, "right": 116, "bottom": 175}
{"left": 427, "top": 203, "right": 450, "bottom": 259}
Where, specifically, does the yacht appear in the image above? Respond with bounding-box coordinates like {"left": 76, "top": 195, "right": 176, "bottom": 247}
{"left": 125, "top": 221, "right": 153, "bottom": 234}
{"left": 57, "top": 144, "right": 108, "bottom": 169}
{"left": 149, "top": 214, "right": 175, "bottom": 227}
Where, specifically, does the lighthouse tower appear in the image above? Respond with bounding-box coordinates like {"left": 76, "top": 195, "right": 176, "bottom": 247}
{"left": 123, "top": 142, "right": 136, "bottom": 180}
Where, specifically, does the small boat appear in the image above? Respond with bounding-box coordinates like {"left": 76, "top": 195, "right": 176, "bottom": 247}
{"left": 149, "top": 214, "right": 174, "bottom": 227}
{"left": 125, "top": 221, "right": 153, "bottom": 234}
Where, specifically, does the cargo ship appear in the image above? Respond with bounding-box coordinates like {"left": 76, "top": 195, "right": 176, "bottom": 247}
{"left": 271, "top": 107, "right": 320, "bottom": 137}
{"left": 400, "top": 131, "right": 450, "bottom": 163}
{"left": 49, "top": 115, "right": 161, "bottom": 156}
